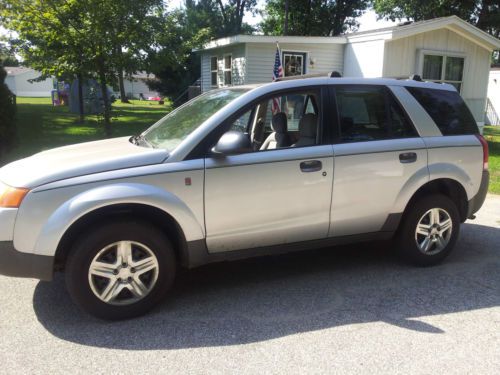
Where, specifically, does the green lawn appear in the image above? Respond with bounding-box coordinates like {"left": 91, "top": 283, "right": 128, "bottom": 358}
{"left": 483, "top": 126, "right": 500, "bottom": 194}
{"left": 0, "top": 97, "right": 170, "bottom": 166}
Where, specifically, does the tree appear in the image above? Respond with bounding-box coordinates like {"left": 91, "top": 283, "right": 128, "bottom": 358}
{"left": 147, "top": 0, "right": 257, "bottom": 102}
{"left": 147, "top": 6, "right": 214, "bottom": 102}
{"left": 374, "top": 0, "right": 500, "bottom": 37}
{"left": 0, "top": 41, "right": 20, "bottom": 67}
{"left": 261, "top": 0, "right": 371, "bottom": 36}
{"left": 214, "top": 0, "right": 258, "bottom": 35}
{"left": 0, "top": 0, "right": 163, "bottom": 135}
{"left": 0, "top": 64, "right": 16, "bottom": 161}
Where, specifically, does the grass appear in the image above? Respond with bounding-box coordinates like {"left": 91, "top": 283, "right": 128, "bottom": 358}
{"left": 0, "top": 97, "right": 171, "bottom": 166}
{"left": 483, "top": 126, "right": 500, "bottom": 194}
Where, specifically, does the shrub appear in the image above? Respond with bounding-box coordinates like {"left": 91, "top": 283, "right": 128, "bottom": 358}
{"left": 0, "top": 64, "right": 17, "bottom": 159}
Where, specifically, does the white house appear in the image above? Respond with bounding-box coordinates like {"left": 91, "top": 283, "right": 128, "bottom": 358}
{"left": 4, "top": 66, "right": 54, "bottom": 97}
{"left": 486, "top": 67, "right": 500, "bottom": 125}
{"left": 5, "top": 67, "right": 159, "bottom": 99}
{"left": 198, "top": 16, "right": 500, "bottom": 127}
{"left": 120, "top": 71, "right": 159, "bottom": 99}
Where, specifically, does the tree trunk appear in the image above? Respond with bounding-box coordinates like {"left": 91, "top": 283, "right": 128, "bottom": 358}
{"left": 116, "top": 47, "right": 129, "bottom": 103}
{"left": 97, "top": 59, "right": 112, "bottom": 137}
{"left": 77, "top": 73, "right": 84, "bottom": 123}
{"left": 284, "top": 0, "right": 289, "bottom": 35}
{"left": 118, "top": 68, "right": 128, "bottom": 103}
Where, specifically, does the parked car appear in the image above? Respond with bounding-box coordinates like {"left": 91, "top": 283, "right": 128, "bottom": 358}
{"left": 0, "top": 76, "right": 489, "bottom": 319}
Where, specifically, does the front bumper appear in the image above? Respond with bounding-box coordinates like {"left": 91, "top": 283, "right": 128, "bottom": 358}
{"left": 467, "top": 170, "right": 489, "bottom": 218}
{"left": 0, "top": 241, "right": 54, "bottom": 281}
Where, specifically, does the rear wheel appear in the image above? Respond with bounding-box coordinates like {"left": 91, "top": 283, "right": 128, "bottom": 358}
{"left": 397, "top": 194, "right": 460, "bottom": 266}
{"left": 65, "top": 220, "right": 176, "bottom": 320}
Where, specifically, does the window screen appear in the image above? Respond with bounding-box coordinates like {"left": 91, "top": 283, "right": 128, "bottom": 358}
{"left": 422, "top": 54, "right": 464, "bottom": 92}
{"left": 210, "top": 57, "right": 218, "bottom": 87}
{"left": 406, "top": 87, "right": 478, "bottom": 135}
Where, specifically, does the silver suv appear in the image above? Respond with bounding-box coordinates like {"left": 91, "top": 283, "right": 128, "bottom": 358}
{"left": 0, "top": 76, "right": 489, "bottom": 319}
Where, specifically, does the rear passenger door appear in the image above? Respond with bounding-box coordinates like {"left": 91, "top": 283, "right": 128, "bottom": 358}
{"left": 329, "top": 85, "right": 428, "bottom": 237}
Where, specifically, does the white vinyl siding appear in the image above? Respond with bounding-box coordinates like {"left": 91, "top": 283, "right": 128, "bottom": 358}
{"left": 343, "top": 39, "right": 386, "bottom": 78}
{"left": 201, "top": 54, "right": 212, "bottom": 92}
{"left": 200, "top": 45, "right": 245, "bottom": 92}
{"left": 382, "top": 28, "right": 491, "bottom": 122}
{"left": 246, "top": 43, "right": 344, "bottom": 84}
{"left": 5, "top": 71, "right": 54, "bottom": 97}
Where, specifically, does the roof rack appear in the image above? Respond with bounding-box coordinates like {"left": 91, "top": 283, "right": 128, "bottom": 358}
{"left": 275, "top": 71, "right": 342, "bottom": 82}
{"left": 388, "top": 74, "right": 424, "bottom": 81}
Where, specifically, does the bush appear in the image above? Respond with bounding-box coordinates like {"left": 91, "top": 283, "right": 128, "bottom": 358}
{"left": 0, "top": 65, "right": 17, "bottom": 159}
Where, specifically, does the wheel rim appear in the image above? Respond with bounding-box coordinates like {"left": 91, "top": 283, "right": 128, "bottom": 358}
{"left": 88, "top": 241, "right": 160, "bottom": 306}
{"left": 415, "top": 208, "right": 453, "bottom": 255}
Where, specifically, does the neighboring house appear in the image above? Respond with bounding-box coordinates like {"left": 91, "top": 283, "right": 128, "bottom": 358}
{"left": 5, "top": 67, "right": 159, "bottom": 100}
{"left": 4, "top": 67, "right": 54, "bottom": 97}
{"left": 197, "top": 16, "right": 500, "bottom": 128}
{"left": 120, "top": 71, "right": 159, "bottom": 99}
{"left": 486, "top": 67, "right": 500, "bottom": 125}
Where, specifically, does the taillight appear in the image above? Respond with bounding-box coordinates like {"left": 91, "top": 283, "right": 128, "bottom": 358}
{"left": 476, "top": 134, "right": 489, "bottom": 170}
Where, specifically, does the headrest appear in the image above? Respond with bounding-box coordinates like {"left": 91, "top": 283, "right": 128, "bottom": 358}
{"left": 271, "top": 112, "right": 287, "bottom": 133}
{"left": 299, "top": 113, "right": 317, "bottom": 138}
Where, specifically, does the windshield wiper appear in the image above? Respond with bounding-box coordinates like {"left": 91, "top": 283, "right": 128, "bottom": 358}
{"left": 130, "top": 134, "right": 154, "bottom": 148}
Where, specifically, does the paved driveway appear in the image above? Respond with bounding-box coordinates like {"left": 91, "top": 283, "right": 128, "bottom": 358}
{"left": 0, "top": 196, "right": 499, "bottom": 374}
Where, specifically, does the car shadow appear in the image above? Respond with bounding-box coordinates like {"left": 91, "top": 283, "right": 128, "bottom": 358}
{"left": 33, "top": 222, "right": 500, "bottom": 350}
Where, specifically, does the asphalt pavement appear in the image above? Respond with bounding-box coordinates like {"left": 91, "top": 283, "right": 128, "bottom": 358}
{"left": 0, "top": 195, "right": 499, "bottom": 374}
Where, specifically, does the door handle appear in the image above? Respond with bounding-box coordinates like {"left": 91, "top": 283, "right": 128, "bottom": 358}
{"left": 300, "top": 160, "right": 322, "bottom": 172}
{"left": 399, "top": 152, "right": 417, "bottom": 163}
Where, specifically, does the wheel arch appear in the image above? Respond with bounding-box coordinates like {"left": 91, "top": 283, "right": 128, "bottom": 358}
{"left": 54, "top": 203, "right": 191, "bottom": 271}
{"left": 402, "top": 178, "right": 469, "bottom": 224}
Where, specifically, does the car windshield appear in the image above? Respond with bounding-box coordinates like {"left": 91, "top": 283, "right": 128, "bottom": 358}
{"left": 142, "top": 88, "right": 250, "bottom": 150}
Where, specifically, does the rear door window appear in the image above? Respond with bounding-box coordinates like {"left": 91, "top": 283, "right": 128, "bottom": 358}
{"left": 335, "top": 85, "right": 416, "bottom": 143}
{"left": 405, "top": 87, "right": 478, "bottom": 135}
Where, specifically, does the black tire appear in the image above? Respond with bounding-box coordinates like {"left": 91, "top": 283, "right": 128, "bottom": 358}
{"left": 65, "top": 220, "right": 176, "bottom": 320}
{"left": 396, "top": 194, "right": 460, "bottom": 266}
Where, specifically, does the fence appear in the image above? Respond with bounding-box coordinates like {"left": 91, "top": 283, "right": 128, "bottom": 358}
{"left": 485, "top": 98, "right": 499, "bottom": 126}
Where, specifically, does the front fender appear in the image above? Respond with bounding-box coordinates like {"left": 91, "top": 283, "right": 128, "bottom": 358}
{"left": 32, "top": 183, "right": 204, "bottom": 256}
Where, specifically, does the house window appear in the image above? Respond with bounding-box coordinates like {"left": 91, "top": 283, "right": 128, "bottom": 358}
{"left": 223, "top": 54, "right": 232, "bottom": 86}
{"left": 282, "top": 51, "right": 306, "bottom": 77}
{"left": 421, "top": 52, "right": 465, "bottom": 92}
{"left": 210, "top": 56, "right": 218, "bottom": 87}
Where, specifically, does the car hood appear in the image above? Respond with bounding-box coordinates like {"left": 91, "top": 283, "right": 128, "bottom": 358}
{"left": 0, "top": 137, "right": 169, "bottom": 188}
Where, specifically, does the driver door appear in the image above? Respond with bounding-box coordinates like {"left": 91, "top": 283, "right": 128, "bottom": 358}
{"left": 203, "top": 88, "right": 334, "bottom": 253}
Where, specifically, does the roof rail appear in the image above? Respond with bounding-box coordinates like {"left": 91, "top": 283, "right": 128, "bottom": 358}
{"left": 275, "top": 71, "right": 342, "bottom": 82}
{"left": 387, "top": 74, "right": 424, "bottom": 81}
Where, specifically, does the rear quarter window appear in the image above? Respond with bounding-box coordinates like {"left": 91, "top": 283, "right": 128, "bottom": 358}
{"left": 406, "top": 87, "right": 478, "bottom": 135}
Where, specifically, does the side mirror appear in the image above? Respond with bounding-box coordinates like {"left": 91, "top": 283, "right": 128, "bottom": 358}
{"left": 211, "top": 131, "right": 252, "bottom": 156}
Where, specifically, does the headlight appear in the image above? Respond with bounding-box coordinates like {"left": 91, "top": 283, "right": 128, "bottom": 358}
{"left": 0, "top": 182, "right": 29, "bottom": 208}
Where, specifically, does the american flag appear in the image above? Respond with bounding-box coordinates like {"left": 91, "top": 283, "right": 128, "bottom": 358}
{"left": 272, "top": 44, "right": 283, "bottom": 113}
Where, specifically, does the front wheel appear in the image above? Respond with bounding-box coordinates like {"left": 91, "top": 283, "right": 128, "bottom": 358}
{"left": 397, "top": 194, "right": 460, "bottom": 266}
{"left": 65, "top": 220, "right": 176, "bottom": 320}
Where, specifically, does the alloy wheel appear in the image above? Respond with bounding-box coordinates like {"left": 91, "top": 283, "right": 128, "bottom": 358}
{"left": 414, "top": 208, "right": 453, "bottom": 255}
{"left": 88, "top": 241, "right": 159, "bottom": 305}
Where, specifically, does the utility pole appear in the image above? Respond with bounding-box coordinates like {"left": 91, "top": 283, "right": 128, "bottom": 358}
{"left": 284, "top": 0, "right": 289, "bottom": 35}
